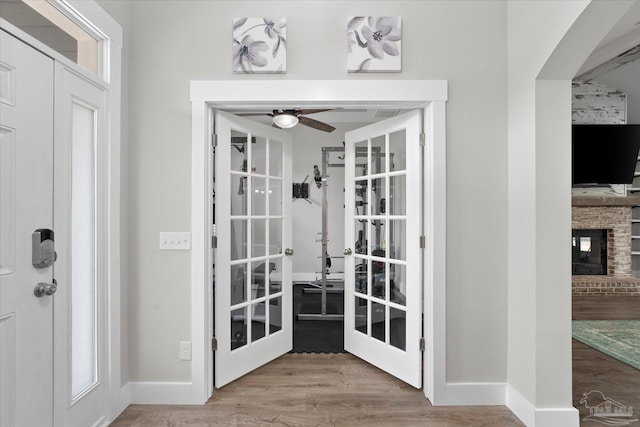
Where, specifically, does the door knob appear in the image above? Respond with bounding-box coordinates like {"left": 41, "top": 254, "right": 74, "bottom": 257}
{"left": 344, "top": 248, "right": 352, "bottom": 256}
{"left": 34, "top": 279, "right": 57, "bottom": 297}
{"left": 285, "top": 248, "right": 294, "bottom": 256}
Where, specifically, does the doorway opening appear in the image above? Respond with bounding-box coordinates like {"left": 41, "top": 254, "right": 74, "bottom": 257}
{"left": 189, "top": 79, "right": 447, "bottom": 404}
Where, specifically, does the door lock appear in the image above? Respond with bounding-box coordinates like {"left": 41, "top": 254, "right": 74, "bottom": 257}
{"left": 34, "top": 279, "right": 57, "bottom": 297}
{"left": 32, "top": 229, "right": 57, "bottom": 268}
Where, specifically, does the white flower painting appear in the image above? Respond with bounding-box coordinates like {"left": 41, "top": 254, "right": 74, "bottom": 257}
{"left": 347, "top": 16, "right": 402, "bottom": 73}
{"left": 233, "top": 17, "right": 287, "bottom": 73}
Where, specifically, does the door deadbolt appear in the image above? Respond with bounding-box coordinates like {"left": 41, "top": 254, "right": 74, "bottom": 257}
{"left": 32, "top": 229, "right": 57, "bottom": 268}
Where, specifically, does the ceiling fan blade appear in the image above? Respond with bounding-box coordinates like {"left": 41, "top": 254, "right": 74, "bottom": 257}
{"left": 297, "top": 108, "right": 334, "bottom": 115}
{"left": 272, "top": 123, "right": 282, "bottom": 129}
{"left": 234, "top": 113, "right": 272, "bottom": 117}
{"left": 298, "top": 116, "right": 336, "bottom": 133}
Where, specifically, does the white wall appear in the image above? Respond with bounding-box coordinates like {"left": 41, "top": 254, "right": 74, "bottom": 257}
{"left": 101, "top": 0, "right": 508, "bottom": 388}
{"left": 507, "top": 1, "right": 635, "bottom": 424}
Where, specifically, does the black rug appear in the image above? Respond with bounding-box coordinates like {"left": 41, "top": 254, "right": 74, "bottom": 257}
{"left": 292, "top": 283, "right": 345, "bottom": 353}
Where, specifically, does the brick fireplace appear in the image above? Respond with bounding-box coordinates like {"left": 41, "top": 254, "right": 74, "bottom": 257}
{"left": 572, "top": 195, "right": 640, "bottom": 295}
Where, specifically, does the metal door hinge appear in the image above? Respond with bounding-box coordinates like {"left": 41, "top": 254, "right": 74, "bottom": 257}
{"left": 420, "top": 235, "right": 425, "bottom": 249}
{"left": 420, "top": 337, "right": 425, "bottom": 352}
{"left": 212, "top": 236, "right": 217, "bottom": 249}
{"left": 212, "top": 134, "right": 217, "bottom": 147}
{"left": 420, "top": 133, "right": 426, "bottom": 147}
{"left": 212, "top": 337, "right": 218, "bottom": 351}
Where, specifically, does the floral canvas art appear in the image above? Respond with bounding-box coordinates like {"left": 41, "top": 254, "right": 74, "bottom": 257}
{"left": 347, "top": 16, "right": 402, "bottom": 72}
{"left": 233, "top": 18, "right": 287, "bottom": 73}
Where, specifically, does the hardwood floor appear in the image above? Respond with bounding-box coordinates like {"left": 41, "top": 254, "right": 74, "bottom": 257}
{"left": 111, "top": 296, "right": 639, "bottom": 426}
{"left": 572, "top": 296, "right": 640, "bottom": 424}
{"left": 111, "top": 353, "right": 523, "bottom": 426}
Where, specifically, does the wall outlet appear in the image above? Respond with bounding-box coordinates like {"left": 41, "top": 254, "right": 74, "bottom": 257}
{"left": 160, "top": 232, "right": 191, "bottom": 250}
{"left": 179, "top": 341, "right": 192, "bottom": 361}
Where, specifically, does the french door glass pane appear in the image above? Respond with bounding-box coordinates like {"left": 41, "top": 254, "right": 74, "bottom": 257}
{"left": 371, "top": 135, "right": 386, "bottom": 175}
{"left": 230, "top": 219, "right": 247, "bottom": 261}
{"left": 389, "top": 175, "right": 406, "bottom": 215}
{"left": 71, "top": 102, "right": 96, "bottom": 398}
{"left": 371, "top": 260, "right": 386, "bottom": 300}
{"left": 231, "top": 307, "right": 247, "bottom": 350}
{"left": 389, "top": 220, "right": 406, "bottom": 261}
{"left": 251, "top": 302, "right": 266, "bottom": 342}
{"left": 252, "top": 136, "right": 267, "bottom": 175}
{"left": 390, "top": 307, "right": 406, "bottom": 350}
{"left": 389, "top": 129, "right": 406, "bottom": 171}
{"left": 371, "top": 302, "right": 385, "bottom": 343}
{"left": 251, "top": 219, "right": 266, "bottom": 258}
{"left": 269, "top": 179, "right": 282, "bottom": 216}
{"left": 251, "top": 260, "right": 268, "bottom": 299}
{"left": 269, "top": 256, "right": 282, "bottom": 294}
{"left": 390, "top": 263, "right": 407, "bottom": 306}
{"left": 230, "top": 130, "right": 248, "bottom": 172}
{"left": 269, "top": 297, "right": 282, "bottom": 334}
{"left": 355, "top": 258, "right": 368, "bottom": 295}
{"left": 230, "top": 175, "right": 247, "bottom": 216}
{"left": 230, "top": 263, "right": 248, "bottom": 305}
{"left": 269, "top": 219, "right": 282, "bottom": 255}
{"left": 355, "top": 297, "right": 368, "bottom": 334}
{"left": 252, "top": 177, "right": 267, "bottom": 216}
{"left": 354, "top": 218, "right": 367, "bottom": 254}
{"left": 372, "top": 177, "right": 386, "bottom": 216}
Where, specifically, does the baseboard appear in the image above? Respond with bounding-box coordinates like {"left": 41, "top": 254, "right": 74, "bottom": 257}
{"left": 110, "top": 383, "right": 131, "bottom": 422}
{"left": 506, "top": 384, "right": 579, "bottom": 427}
{"left": 444, "top": 382, "right": 506, "bottom": 405}
{"left": 129, "top": 381, "right": 194, "bottom": 405}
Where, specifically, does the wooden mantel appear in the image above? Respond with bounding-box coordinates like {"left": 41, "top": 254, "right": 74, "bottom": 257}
{"left": 572, "top": 196, "right": 640, "bottom": 207}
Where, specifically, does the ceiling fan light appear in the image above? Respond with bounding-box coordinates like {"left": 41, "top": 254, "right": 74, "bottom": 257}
{"left": 273, "top": 113, "right": 299, "bottom": 128}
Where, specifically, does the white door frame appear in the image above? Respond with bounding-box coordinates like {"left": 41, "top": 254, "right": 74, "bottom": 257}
{"left": 0, "top": 0, "right": 124, "bottom": 421}
{"left": 190, "top": 80, "right": 448, "bottom": 404}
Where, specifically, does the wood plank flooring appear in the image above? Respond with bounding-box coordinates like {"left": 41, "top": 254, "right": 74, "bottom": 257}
{"left": 572, "top": 296, "right": 640, "bottom": 424}
{"left": 111, "top": 296, "right": 639, "bottom": 426}
{"left": 111, "top": 353, "right": 523, "bottom": 426}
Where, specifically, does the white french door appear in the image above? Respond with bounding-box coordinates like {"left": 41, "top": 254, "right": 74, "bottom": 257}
{"left": 344, "top": 110, "right": 423, "bottom": 388}
{"left": 0, "top": 29, "right": 55, "bottom": 427}
{"left": 214, "top": 111, "right": 293, "bottom": 388}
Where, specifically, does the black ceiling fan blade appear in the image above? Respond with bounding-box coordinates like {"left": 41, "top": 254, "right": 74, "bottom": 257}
{"left": 234, "top": 113, "right": 273, "bottom": 117}
{"left": 297, "top": 109, "right": 333, "bottom": 115}
{"left": 298, "top": 116, "right": 336, "bottom": 133}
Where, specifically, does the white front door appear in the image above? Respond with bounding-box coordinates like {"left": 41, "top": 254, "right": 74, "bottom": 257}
{"left": 344, "top": 110, "right": 423, "bottom": 388}
{"left": 214, "top": 111, "right": 293, "bottom": 388}
{"left": 53, "top": 66, "right": 108, "bottom": 427}
{"left": 0, "top": 29, "right": 55, "bottom": 426}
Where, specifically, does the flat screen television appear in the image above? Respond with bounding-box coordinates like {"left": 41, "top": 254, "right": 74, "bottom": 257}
{"left": 572, "top": 124, "right": 640, "bottom": 186}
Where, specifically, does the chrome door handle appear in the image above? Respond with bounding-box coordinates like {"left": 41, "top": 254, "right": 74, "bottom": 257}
{"left": 34, "top": 279, "right": 57, "bottom": 297}
{"left": 285, "top": 248, "right": 294, "bottom": 256}
{"left": 344, "top": 248, "right": 352, "bottom": 256}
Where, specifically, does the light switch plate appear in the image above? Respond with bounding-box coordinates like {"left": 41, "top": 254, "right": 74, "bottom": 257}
{"left": 159, "top": 232, "right": 191, "bottom": 250}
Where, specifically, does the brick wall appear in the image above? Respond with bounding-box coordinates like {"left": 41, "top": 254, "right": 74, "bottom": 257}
{"left": 572, "top": 206, "right": 640, "bottom": 295}
{"left": 572, "top": 206, "right": 631, "bottom": 276}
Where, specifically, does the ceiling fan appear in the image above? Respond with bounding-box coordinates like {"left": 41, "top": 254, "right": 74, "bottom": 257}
{"left": 237, "top": 109, "right": 336, "bottom": 132}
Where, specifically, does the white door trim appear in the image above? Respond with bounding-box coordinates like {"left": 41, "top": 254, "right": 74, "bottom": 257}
{"left": 0, "top": 1, "right": 124, "bottom": 421}
{"left": 190, "top": 80, "right": 448, "bottom": 404}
